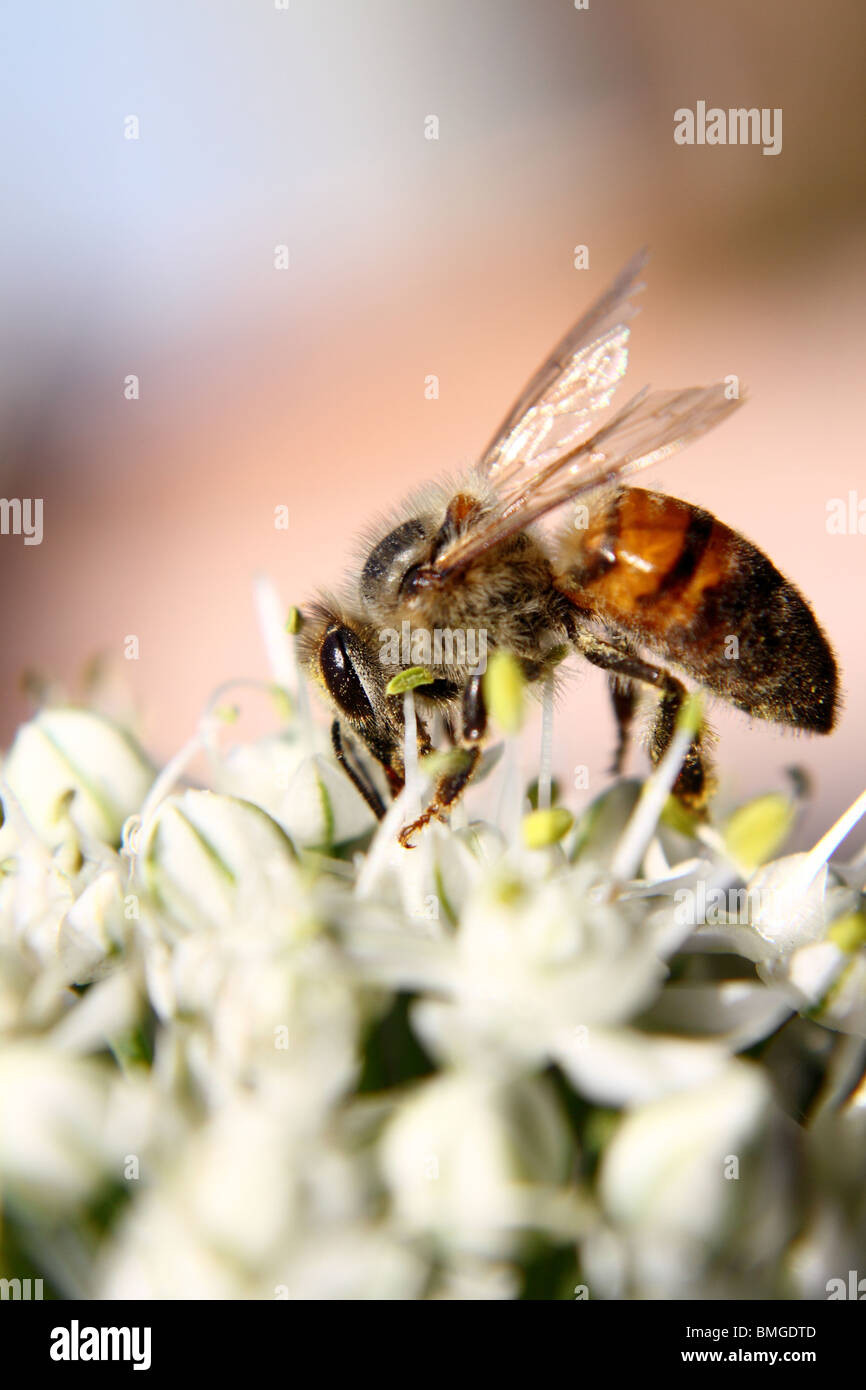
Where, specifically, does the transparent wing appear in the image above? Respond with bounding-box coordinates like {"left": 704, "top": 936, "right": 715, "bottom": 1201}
{"left": 479, "top": 248, "right": 648, "bottom": 486}
{"left": 435, "top": 382, "right": 746, "bottom": 576}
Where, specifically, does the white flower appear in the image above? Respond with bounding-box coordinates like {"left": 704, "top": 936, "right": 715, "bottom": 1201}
{"left": 138, "top": 789, "right": 299, "bottom": 933}
{"left": 217, "top": 734, "right": 375, "bottom": 850}
{"left": 1, "top": 580, "right": 864, "bottom": 1300}
{"left": 57, "top": 867, "right": 128, "bottom": 984}
{"left": 411, "top": 860, "right": 667, "bottom": 1077}
{"left": 1, "top": 709, "right": 153, "bottom": 849}
{"left": 582, "top": 1061, "right": 772, "bottom": 1298}
{"left": 380, "top": 1070, "right": 579, "bottom": 1258}
{"left": 0, "top": 1044, "right": 114, "bottom": 1209}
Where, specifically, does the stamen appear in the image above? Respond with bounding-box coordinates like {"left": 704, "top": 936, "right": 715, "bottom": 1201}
{"left": 790, "top": 786, "right": 866, "bottom": 896}
{"left": 610, "top": 693, "right": 702, "bottom": 882}
{"left": 538, "top": 675, "right": 555, "bottom": 811}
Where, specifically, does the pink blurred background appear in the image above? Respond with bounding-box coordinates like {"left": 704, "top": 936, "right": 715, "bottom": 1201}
{"left": 1, "top": 0, "right": 864, "bottom": 849}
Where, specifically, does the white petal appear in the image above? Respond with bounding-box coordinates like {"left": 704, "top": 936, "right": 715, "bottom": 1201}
{"left": 3, "top": 709, "right": 153, "bottom": 848}
{"left": 555, "top": 1027, "right": 733, "bottom": 1106}
{"left": 141, "top": 790, "right": 298, "bottom": 931}
{"left": 641, "top": 982, "right": 792, "bottom": 1049}
{"left": 599, "top": 1061, "right": 769, "bottom": 1237}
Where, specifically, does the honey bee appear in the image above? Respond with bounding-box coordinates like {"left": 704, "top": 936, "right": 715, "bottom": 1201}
{"left": 300, "top": 252, "right": 838, "bottom": 846}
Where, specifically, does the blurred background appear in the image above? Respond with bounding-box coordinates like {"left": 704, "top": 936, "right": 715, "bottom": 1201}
{"left": 1, "top": 0, "right": 864, "bottom": 849}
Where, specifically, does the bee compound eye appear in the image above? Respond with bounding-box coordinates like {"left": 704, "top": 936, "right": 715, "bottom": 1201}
{"left": 360, "top": 518, "right": 429, "bottom": 607}
{"left": 320, "top": 628, "right": 374, "bottom": 720}
{"left": 399, "top": 562, "right": 423, "bottom": 595}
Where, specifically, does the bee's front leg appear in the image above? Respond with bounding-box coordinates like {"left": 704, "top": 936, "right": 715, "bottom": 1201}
{"left": 398, "top": 745, "right": 482, "bottom": 849}
{"left": 330, "top": 719, "right": 388, "bottom": 820}
{"left": 398, "top": 673, "right": 486, "bottom": 847}
{"left": 301, "top": 604, "right": 407, "bottom": 815}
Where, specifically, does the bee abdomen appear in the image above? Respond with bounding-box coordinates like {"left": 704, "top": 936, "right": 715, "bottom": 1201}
{"left": 556, "top": 487, "right": 838, "bottom": 732}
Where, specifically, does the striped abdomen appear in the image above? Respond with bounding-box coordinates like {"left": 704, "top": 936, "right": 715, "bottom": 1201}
{"left": 555, "top": 487, "right": 838, "bottom": 732}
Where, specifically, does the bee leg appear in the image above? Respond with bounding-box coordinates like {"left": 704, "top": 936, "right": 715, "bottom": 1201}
{"left": 309, "top": 610, "right": 408, "bottom": 813}
{"left": 398, "top": 678, "right": 486, "bottom": 846}
{"left": 461, "top": 671, "right": 488, "bottom": 743}
{"left": 398, "top": 745, "right": 482, "bottom": 849}
{"left": 574, "top": 630, "right": 713, "bottom": 809}
{"left": 330, "top": 720, "right": 387, "bottom": 820}
{"left": 598, "top": 637, "right": 641, "bottom": 775}
{"left": 648, "top": 685, "right": 713, "bottom": 808}
{"left": 609, "top": 676, "right": 637, "bottom": 775}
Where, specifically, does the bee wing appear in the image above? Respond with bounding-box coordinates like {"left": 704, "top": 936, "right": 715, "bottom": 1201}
{"left": 478, "top": 248, "right": 648, "bottom": 486}
{"left": 434, "top": 382, "right": 746, "bottom": 577}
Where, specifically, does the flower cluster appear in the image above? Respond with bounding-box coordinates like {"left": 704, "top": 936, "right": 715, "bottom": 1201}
{"left": 0, "top": 588, "right": 864, "bottom": 1300}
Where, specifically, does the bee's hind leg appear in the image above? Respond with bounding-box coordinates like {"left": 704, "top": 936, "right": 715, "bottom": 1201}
{"left": 573, "top": 630, "right": 714, "bottom": 809}
{"left": 600, "top": 637, "right": 641, "bottom": 776}
{"left": 609, "top": 676, "right": 637, "bottom": 776}
{"left": 648, "top": 684, "right": 715, "bottom": 809}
